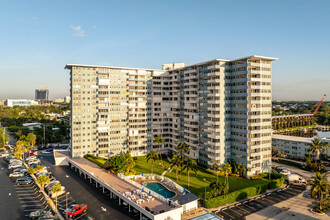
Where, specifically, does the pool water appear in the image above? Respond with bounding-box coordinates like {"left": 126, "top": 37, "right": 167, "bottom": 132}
{"left": 144, "top": 182, "right": 176, "bottom": 198}
{"left": 191, "top": 213, "right": 222, "bottom": 220}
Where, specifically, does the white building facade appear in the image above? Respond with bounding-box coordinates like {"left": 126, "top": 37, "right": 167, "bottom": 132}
{"left": 66, "top": 55, "right": 276, "bottom": 176}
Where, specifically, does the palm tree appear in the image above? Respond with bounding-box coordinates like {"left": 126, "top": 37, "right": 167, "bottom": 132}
{"left": 52, "top": 184, "right": 62, "bottom": 215}
{"left": 146, "top": 150, "right": 158, "bottom": 174}
{"left": 170, "top": 155, "right": 181, "bottom": 181}
{"left": 177, "top": 142, "right": 190, "bottom": 163}
{"left": 154, "top": 135, "right": 165, "bottom": 167}
{"left": 237, "top": 163, "right": 246, "bottom": 177}
{"left": 211, "top": 163, "right": 221, "bottom": 183}
{"left": 25, "top": 133, "right": 37, "bottom": 151}
{"left": 210, "top": 181, "right": 227, "bottom": 196}
{"left": 308, "top": 138, "right": 328, "bottom": 161}
{"left": 14, "top": 140, "right": 27, "bottom": 160}
{"left": 221, "top": 163, "right": 232, "bottom": 191}
{"left": 37, "top": 175, "right": 50, "bottom": 192}
{"left": 182, "top": 158, "right": 198, "bottom": 188}
{"left": 308, "top": 172, "right": 329, "bottom": 210}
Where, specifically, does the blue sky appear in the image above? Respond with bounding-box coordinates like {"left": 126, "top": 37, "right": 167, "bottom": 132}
{"left": 0, "top": 0, "right": 329, "bottom": 100}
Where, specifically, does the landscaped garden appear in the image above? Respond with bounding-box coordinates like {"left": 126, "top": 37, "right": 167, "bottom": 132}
{"left": 133, "top": 156, "right": 268, "bottom": 196}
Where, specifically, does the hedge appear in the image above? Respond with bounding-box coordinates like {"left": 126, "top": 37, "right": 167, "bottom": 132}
{"left": 204, "top": 182, "right": 268, "bottom": 208}
{"left": 84, "top": 154, "right": 108, "bottom": 169}
{"left": 259, "top": 173, "right": 285, "bottom": 189}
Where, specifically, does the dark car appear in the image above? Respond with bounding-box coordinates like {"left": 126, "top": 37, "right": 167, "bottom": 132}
{"left": 16, "top": 177, "right": 33, "bottom": 185}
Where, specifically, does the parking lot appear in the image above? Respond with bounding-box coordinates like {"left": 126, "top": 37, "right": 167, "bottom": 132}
{"left": 39, "top": 153, "right": 137, "bottom": 220}
{"left": 214, "top": 185, "right": 306, "bottom": 220}
{"left": 0, "top": 158, "right": 50, "bottom": 220}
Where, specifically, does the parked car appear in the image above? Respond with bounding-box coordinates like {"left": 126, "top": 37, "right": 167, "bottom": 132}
{"left": 290, "top": 179, "right": 307, "bottom": 187}
{"left": 286, "top": 174, "right": 306, "bottom": 185}
{"left": 13, "top": 167, "right": 27, "bottom": 173}
{"left": 16, "top": 177, "right": 33, "bottom": 185}
{"left": 26, "top": 155, "right": 37, "bottom": 161}
{"left": 9, "top": 158, "right": 22, "bottom": 164}
{"left": 29, "top": 209, "right": 53, "bottom": 219}
{"left": 30, "top": 163, "right": 43, "bottom": 169}
{"left": 9, "top": 163, "right": 23, "bottom": 169}
{"left": 66, "top": 204, "right": 87, "bottom": 217}
{"left": 5, "top": 156, "right": 15, "bottom": 162}
{"left": 279, "top": 169, "right": 291, "bottom": 175}
{"left": 0, "top": 153, "right": 9, "bottom": 158}
{"left": 64, "top": 204, "right": 79, "bottom": 214}
{"left": 28, "top": 159, "right": 41, "bottom": 165}
{"left": 9, "top": 171, "right": 25, "bottom": 178}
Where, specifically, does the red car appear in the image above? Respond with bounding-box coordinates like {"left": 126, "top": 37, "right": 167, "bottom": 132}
{"left": 67, "top": 204, "right": 87, "bottom": 217}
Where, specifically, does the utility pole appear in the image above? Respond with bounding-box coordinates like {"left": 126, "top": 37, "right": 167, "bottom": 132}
{"left": 43, "top": 124, "right": 46, "bottom": 148}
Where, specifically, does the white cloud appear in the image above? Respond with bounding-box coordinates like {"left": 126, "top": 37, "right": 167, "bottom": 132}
{"left": 70, "top": 25, "right": 87, "bottom": 37}
{"left": 92, "top": 25, "right": 97, "bottom": 29}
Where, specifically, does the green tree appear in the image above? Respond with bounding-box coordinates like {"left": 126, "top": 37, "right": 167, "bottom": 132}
{"left": 52, "top": 184, "right": 62, "bottom": 215}
{"left": 211, "top": 163, "right": 221, "bottom": 184}
{"left": 25, "top": 133, "right": 37, "bottom": 151}
{"left": 210, "top": 181, "right": 227, "bottom": 197}
{"left": 308, "top": 172, "right": 329, "bottom": 211}
{"left": 182, "top": 158, "right": 198, "bottom": 188}
{"left": 37, "top": 175, "right": 50, "bottom": 192}
{"left": 237, "top": 163, "right": 247, "bottom": 177}
{"left": 27, "top": 167, "right": 36, "bottom": 175}
{"left": 34, "top": 165, "right": 44, "bottom": 173}
{"left": 106, "top": 154, "right": 128, "bottom": 174}
{"left": 124, "top": 151, "right": 135, "bottom": 174}
{"left": 308, "top": 138, "right": 328, "bottom": 161}
{"left": 176, "top": 142, "right": 190, "bottom": 163}
{"left": 146, "top": 150, "right": 158, "bottom": 174}
{"left": 221, "top": 163, "right": 232, "bottom": 191}
{"left": 170, "top": 155, "right": 182, "bottom": 181}
{"left": 0, "top": 128, "right": 9, "bottom": 148}
{"left": 14, "top": 140, "right": 27, "bottom": 160}
{"left": 154, "top": 135, "right": 165, "bottom": 167}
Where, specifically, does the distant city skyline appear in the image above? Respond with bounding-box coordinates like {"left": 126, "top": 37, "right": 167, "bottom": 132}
{"left": 1, "top": 0, "right": 329, "bottom": 101}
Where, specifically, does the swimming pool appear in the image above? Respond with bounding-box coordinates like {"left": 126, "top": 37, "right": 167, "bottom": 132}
{"left": 144, "top": 182, "right": 176, "bottom": 198}
{"left": 191, "top": 213, "right": 222, "bottom": 220}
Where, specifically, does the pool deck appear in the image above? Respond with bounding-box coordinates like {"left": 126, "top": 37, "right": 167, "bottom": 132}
{"left": 135, "top": 178, "right": 184, "bottom": 199}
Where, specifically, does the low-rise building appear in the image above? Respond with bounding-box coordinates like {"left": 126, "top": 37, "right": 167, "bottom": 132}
{"left": 5, "top": 99, "right": 38, "bottom": 107}
{"left": 272, "top": 134, "right": 330, "bottom": 159}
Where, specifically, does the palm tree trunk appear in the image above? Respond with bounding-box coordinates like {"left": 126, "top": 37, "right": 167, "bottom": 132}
{"left": 176, "top": 167, "right": 178, "bottom": 180}
{"left": 158, "top": 143, "right": 163, "bottom": 166}
{"left": 55, "top": 195, "right": 58, "bottom": 214}
{"left": 152, "top": 161, "right": 154, "bottom": 174}
{"left": 188, "top": 170, "right": 190, "bottom": 187}
{"left": 216, "top": 172, "right": 218, "bottom": 184}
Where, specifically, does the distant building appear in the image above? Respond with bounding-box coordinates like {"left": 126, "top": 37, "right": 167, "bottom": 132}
{"left": 35, "top": 88, "right": 49, "bottom": 100}
{"left": 54, "top": 98, "right": 64, "bottom": 103}
{"left": 23, "top": 122, "right": 42, "bottom": 130}
{"left": 5, "top": 99, "right": 38, "bottom": 107}
{"left": 0, "top": 100, "right": 5, "bottom": 106}
{"left": 64, "top": 96, "right": 71, "bottom": 103}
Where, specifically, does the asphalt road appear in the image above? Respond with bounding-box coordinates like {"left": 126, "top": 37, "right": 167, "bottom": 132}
{"left": 38, "top": 153, "right": 137, "bottom": 220}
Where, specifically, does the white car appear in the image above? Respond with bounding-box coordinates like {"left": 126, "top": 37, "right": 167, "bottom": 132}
{"left": 41, "top": 150, "right": 51, "bottom": 154}
{"left": 9, "top": 163, "right": 23, "bottom": 169}
{"left": 13, "top": 167, "right": 27, "bottom": 173}
{"left": 28, "top": 159, "right": 40, "bottom": 165}
{"left": 0, "top": 153, "right": 9, "bottom": 158}
{"left": 279, "top": 169, "right": 291, "bottom": 175}
{"left": 9, "top": 172, "right": 25, "bottom": 178}
{"left": 49, "top": 186, "right": 65, "bottom": 198}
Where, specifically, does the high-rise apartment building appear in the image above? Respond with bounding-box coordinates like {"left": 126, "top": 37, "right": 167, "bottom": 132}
{"left": 35, "top": 88, "right": 49, "bottom": 100}
{"left": 65, "top": 55, "right": 276, "bottom": 176}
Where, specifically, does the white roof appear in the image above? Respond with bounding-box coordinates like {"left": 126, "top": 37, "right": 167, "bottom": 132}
{"left": 65, "top": 64, "right": 162, "bottom": 72}
{"left": 229, "top": 55, "right": 278, "bottom": 62}
{"left": 272, "top": 134, "right": 312, "bottom": 143}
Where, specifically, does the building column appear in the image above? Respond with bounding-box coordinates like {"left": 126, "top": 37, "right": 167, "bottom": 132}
{"left": 119, "top": 198, "right": 121, "bottom": 205}
{"left": 90, "top": 178, "right": 92, "bottom": 183}
{"left": 110, "top": 192, "right": 113, "bottom": 199}
{"left": 129, "top": 205, "right": 131, "bottom": 212}
{"left": 140, "top": 212, "right": 142, "bottom": 220}
{"left": 95, "top": 182, "right": 98, "bottom": 188}
{"left": 102, "top": 187, "right": 105, "bottom": 193}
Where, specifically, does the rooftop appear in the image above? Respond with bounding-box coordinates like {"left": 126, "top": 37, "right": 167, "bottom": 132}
{"left": 272, "top": 134, "right": 312, "bottom": 143}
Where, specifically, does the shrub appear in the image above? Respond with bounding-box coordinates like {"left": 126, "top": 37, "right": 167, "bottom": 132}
{"left": 205, "top": 183, "right": 268, "bottom": 208}
{"left": 250, "top": 175, "right": 262, "bottom": 180}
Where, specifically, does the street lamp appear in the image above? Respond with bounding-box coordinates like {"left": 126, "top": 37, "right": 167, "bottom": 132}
{"left": 66, "top": 192, "right": 70, "bottom": 220}
{"left": 203, "top": 178, "right": 206, "bottom": 204}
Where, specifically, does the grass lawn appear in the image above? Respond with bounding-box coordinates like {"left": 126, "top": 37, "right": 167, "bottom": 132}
{"left": 134, "top": 156, "right": 269, "bottom": 197}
